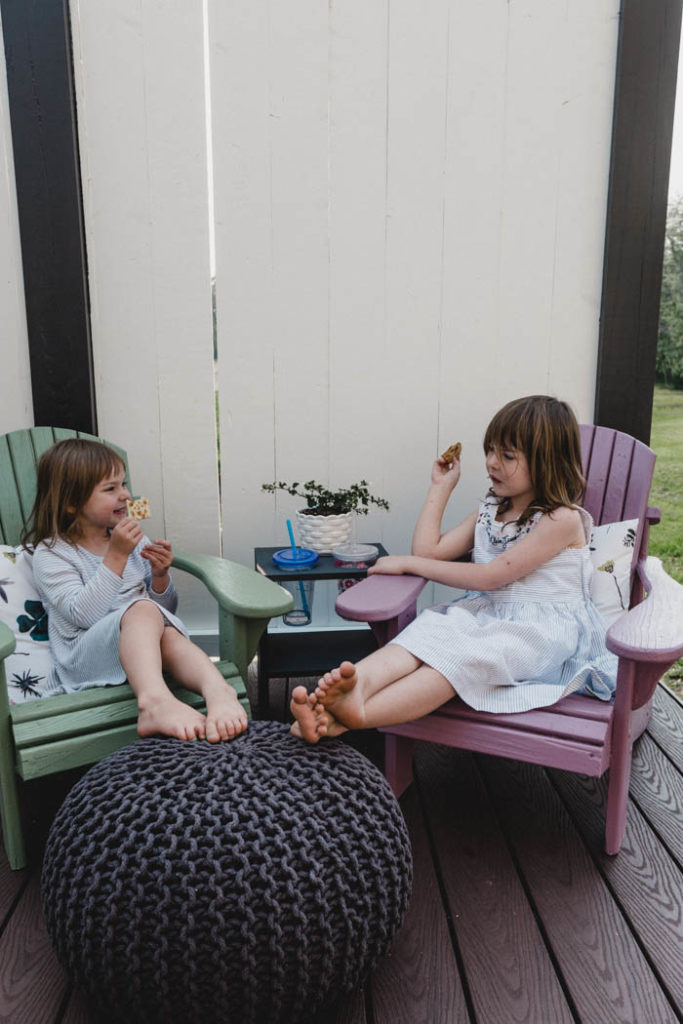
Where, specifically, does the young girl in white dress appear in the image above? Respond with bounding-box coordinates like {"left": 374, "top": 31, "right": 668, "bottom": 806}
{"left": 290, "top": 395, "right": 618, "bottom": 743}
{"left": 25, "top": 439, "right": 247, "bottom": 742}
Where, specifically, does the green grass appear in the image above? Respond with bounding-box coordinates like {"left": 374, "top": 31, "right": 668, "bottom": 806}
{"left": 649, "top": 386, "right": 683, "bottom": 583}
{"left": 648, "top": 385, "right": 683, "bottom": 696}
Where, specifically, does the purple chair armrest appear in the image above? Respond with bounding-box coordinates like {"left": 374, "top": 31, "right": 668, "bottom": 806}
{"left": 606, "top": 557, "right": 683, "bottom": 663}
{"left": 335, "top": 574, "right": 426, "bottom": 623}
{"left": 646, "top": 505, "right": 661, "bottom": 526}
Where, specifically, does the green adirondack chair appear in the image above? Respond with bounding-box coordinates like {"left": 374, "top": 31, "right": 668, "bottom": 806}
{"left": 0, "top": 427, "right": 293, "bottom": 870}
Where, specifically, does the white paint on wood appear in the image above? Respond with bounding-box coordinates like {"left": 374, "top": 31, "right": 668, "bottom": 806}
{"left": 69, "top": 0, "right": 220, "bottom": 628}
{"left": 212, "top": 0, "right": 620, "bottom": 595}
{"left": 0, "top": 9, "right": 32, "bottom": 434}
{"left": 36, "top": 0, "right": 624, "bottom": 631}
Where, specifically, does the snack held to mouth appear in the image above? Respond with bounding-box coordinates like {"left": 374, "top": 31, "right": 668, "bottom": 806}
{"left": 440, "top": 442, "right": 462, "bottom": 463}
{"left": 126, "top": 497, "right": 151, "bottom": 521}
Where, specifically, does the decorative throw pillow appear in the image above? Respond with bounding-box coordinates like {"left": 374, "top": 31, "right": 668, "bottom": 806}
{"left": 0, "top": 545, "right": 53, "bottom": 703}
{"left": 589, "top": 519, "right": 639, "bottom": 626}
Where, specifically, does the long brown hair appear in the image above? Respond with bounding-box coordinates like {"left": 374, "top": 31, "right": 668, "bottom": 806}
{"left": 21, "top": 439, "right": 126, "bottom": 549}
{"left": 483, "top": 395, "right": 585, "bottom": 525}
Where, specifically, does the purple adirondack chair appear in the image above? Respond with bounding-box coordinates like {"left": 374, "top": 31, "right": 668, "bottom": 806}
{"left": 335, "top": 425, "right": 683, "bottom": 854}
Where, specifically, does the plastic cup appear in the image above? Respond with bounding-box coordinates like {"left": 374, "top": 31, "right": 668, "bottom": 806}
{"left": 272, "top": 547, "right": 319, "bottom": 626}
{"left": 280, "top": 578, "right": 315, "bottom": 626}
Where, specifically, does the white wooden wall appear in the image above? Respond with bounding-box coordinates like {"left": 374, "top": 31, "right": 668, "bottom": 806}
{"left": 0, "top": 9, "right": 32, "bottom": 435}
{"left": 211, "top": 0, "right": 620, "bottom": 588}
{"left": 69, "top": 0, "right": 220, "bottom": 630}
{"left": 2, "top": 0, "right": 621, "bottom": 628}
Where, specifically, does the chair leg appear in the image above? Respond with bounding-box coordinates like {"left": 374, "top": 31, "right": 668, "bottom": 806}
{"left": 604, "top": 745, "right": 633, "bottom": 855}
{"left": 0, "top": 758, "right": 26, "bottom": 870}
{"left": 383, "top": 734, "right": 415, "bottom": 798}
{"left": 604, "top": 662, "right": 636, "bottom": 856}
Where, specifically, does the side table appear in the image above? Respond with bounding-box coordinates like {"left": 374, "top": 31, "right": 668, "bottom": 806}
{"left": 254, "top": 543, "right": 388, "bottom": 719}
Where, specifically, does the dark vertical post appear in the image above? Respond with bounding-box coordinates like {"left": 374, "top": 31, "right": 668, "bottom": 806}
{"left": 596, "top": 0, "right": 683, "bottom": 444}
{"left": 1, "top": 0, "right": 96, "bottom": 432}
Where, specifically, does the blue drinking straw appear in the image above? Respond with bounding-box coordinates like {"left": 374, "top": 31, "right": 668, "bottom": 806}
{"left": 286, "top": 519, "right": 310, "bottom": 620}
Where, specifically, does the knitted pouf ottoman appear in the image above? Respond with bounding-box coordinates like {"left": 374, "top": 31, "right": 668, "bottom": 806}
{"left": 42, "top": 721, "right": 412, "bottom": 1024}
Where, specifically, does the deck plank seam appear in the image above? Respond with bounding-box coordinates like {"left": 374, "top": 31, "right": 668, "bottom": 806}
{"left": 643, "top": 723, "right": 683, "bottom": 777}
{"left": 412, "top": 759, "right": 478, "bottom": 1024}
{"left": 474, "top": 755, "right": 584, "bottom": 1024}
{"left": 627, "top": 786, "right": 683, "bottom": 873}
{"left": 0, "top": 866, "right": 32, "bottom": 944}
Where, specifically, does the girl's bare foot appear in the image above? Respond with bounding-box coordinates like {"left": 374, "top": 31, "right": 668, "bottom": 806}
{"left": 314, "top": 661, "right": 366, "bottom": 729}
{"left": 203, "top": 681, "right": 248, "bottom": 742}
{"left": 137, "top": 692, "right": 206, "bottom": 741}
{"left": 290, "top": 686, "right": 326, "bottom": 743}
{"left": 290, "top": 686, "right": 348, "bottom": 743}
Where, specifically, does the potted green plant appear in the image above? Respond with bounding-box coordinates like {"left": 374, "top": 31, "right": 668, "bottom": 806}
{"left": 261, "top": 479, "right": 390, "bottom": 553}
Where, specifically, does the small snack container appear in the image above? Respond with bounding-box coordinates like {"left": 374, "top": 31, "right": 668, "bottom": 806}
{"left": 332, "top": 543, "right": 379, "bottom": 595}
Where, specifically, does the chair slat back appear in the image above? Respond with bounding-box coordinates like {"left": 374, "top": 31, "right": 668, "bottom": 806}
{"left": 580, "top": 425, "right": 655, "bottom": 606}
{"left": 580, "top": 425, "right": 655, "bottom": 527}
{"left": 0, "top": 428, "right": 130, "bottom": 547}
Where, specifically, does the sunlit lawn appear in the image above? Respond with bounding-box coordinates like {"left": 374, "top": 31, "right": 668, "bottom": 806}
{"left": 649, "top": 385, "right": 683, "bottom": 696}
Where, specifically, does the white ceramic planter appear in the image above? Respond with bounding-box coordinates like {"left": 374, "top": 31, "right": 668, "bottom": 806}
{"left": 295, "top": 509, "right": 354, "bottom": 554}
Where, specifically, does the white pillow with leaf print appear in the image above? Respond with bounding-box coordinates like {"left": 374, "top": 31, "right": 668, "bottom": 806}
{"left": 589, "top": 519, "right": 639, "bottom": 626}
{"left": 0, "top": 545, "right": 54, "bottom": 704}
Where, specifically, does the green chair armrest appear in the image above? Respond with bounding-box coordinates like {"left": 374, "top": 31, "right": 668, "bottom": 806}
{"left": 0, "top": 621, "right": 16, "bottom": 661}
{"left": 172, "top": 549, "right": 293, "bottom": 618}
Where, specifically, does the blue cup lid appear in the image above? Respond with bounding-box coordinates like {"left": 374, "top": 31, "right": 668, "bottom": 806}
{"left": 272, "top": 547, "right": 319, "bottom": 569}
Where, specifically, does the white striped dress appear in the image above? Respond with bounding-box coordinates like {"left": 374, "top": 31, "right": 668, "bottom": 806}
{"left": 32, "top": 536, "right": 188, "bottom": 695}
{"left": 393, "top": 497, "right": 618, "bottom": 713}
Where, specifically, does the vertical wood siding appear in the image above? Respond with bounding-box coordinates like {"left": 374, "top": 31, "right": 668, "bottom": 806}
{"left": 68, "top": 0, "right": 220, "bottom": 628}
{"left": 2, "top": 1, "right": 620, "bottom": 626}
{"left": 0, "top": 10, "right": 32, "bottom": 434}
{"left": 212, "top": 0, "right": 620, "bottom": 577}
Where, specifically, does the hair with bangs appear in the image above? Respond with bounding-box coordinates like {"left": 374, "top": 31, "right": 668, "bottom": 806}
{"left": 483, "top": 395, "right": 585, "bottom": 525}
{"left": 22, "top": 439, "right": 126, "bottom": 549}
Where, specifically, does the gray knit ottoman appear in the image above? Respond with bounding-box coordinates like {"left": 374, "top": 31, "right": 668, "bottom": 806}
{"left": 41, "top": 721, "right": 412, "bottom": 1024}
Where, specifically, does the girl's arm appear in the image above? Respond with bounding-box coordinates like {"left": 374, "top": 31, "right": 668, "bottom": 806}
{"left": 370, "top": 506, "right": 583, "bottom": 591}
{"left": 411, "top": 457, "right": 476, "bottom": 561}
{"left": 33, "top": 544, "right": 127, "bottom": 629}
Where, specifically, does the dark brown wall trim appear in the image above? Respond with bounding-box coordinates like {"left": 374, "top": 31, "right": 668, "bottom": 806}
{"left": 1, "top": 0, "right": 96, "bottom": 433}
{"left": 596, "top": 0, "right": 683, "bottom": 444}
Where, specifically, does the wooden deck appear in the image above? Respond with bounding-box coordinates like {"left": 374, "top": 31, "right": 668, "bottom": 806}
{"left": 1, "top": 683, "right": 682, "bottom": 1024}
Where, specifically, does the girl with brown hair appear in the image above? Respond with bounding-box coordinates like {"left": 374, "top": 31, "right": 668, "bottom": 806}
{"left": 24, "top": 438, "right": 247, "bottom": 742}
{"left": 291, "top": 395, "right": 617, "bottom": 742}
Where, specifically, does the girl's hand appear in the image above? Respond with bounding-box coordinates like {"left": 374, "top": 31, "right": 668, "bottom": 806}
{"left": 368, "top": 555, "right": 411, "bottom": 576}
{"left": 141, "top": 540, "right": 173, "bottom": 589}
{"left": 108, "top": 518, "right": 143, "bottom": 557}
{"left": 431, "top": 456, "right": 461, "bottom": 489}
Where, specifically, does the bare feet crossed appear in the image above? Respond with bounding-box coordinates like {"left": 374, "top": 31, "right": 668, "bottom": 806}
{"left": 289, "top": 686, "right": 347, "bottom": 743}
{"left": 313, "top": 661, "right": 366, "bottom": 730}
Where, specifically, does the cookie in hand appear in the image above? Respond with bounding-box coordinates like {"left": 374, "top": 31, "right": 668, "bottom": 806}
{"left": 440, "top": 442, "right": 462, "bottom": 464}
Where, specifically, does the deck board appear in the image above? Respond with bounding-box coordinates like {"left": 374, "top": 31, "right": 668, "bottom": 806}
{"left": 552, "top": 770, "right": 683, "bottom": 1009}
{"left": 0, "top": 870, "right": 67, "bottom": 1024}
{"left": 371, "top": 786, "right": 468, "bottom": 1024}
{"left": 416, "top": 744, "right": 573, "bottom": 1024}
{"left": 482, "top": 756, "right": 679, "bottom": 1024}
{"left": 0, "top": 683, "right": 681, "bottom": 1024}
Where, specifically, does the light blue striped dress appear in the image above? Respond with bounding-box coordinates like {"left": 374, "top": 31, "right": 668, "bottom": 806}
{"left": 393, "top": 497, "right": 618, "bottom": 713}
{"left": 32, "top": 536, "right": 188, "bottom": 695}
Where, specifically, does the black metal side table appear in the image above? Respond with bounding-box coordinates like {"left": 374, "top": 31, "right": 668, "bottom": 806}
{"left": 254, "top": 543, "right": 388, "bottom": 719}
